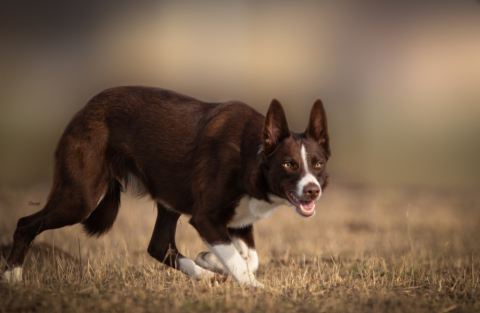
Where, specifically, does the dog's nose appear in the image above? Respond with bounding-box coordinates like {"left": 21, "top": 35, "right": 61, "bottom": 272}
{"left": 303, "top": 183, "right": 320, "bottom": 199}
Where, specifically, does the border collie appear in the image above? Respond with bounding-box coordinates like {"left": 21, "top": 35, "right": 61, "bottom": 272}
{"left": 2, "top": 87, "right": 330, "bottom": 288}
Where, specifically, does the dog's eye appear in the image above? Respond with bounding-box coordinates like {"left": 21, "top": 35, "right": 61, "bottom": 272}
{"left": 314, "top": 162, "right": 323, "bottom": 169}
{"left": 282, "top": 162, "right": 292, "bottom": 168}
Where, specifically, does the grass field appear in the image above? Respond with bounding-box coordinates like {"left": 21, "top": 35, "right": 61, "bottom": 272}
{"left": 1, "top": 182, "right": 479, "bottom": 312}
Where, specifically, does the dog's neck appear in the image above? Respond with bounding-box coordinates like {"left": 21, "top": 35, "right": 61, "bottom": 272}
{"left": 242, "top": 133, "right": 272, "bottom": 203}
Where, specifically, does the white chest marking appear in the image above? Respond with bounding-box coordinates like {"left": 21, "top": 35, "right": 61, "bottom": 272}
{"left": 228, "top": 194, "right": 290, "bottom": 228}
{"left": 296, "top": 145, "right": 321, "bottom": 197}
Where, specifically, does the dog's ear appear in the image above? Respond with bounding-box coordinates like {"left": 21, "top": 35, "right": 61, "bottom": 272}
{"left": 305, "top": 99, "right": 331, "bottom": 159}
{"left": 262, "top": 99, "right": 291, "bottom": 155}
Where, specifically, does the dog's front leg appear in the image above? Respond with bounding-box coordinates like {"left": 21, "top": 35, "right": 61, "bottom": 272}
{"left": 205, "top": 242, "right": 263, "bottom": 288}
{"left": 148, "top": 204, "right": 216, "bottom": 282}
{"left": 194, "top": 251, "right": 226, "bottom": 275}
{"left": 195, "top": 225, "right": 258, "bottom": 275}
{"left": 229, "top": 226, "right": 258, "bottom": 274}
{"left": 190, "top": 217, "right": 264, "bottom": 288}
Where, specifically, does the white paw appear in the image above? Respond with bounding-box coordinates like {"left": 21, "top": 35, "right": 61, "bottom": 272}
{"left": 195, "top": 252, "right": 226, "bottom": 275}
{"left": 196, "top": 268, "right": 216, "bottom": 281}
{"left": 235, "top": 271, "right": 264, "bottom": 288}
{"left": 244, "top": 279, "right": 264, "bottom": 288}
{"left": 2, "top": 267, "right": 23, "bottom": 283}
{"left": 177, "top": 257, "right": 215, "bottom": 281}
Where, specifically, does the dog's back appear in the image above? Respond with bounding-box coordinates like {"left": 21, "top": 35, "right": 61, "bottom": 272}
{"left": 57, "top": 87, "right": 263, "bottom": 215}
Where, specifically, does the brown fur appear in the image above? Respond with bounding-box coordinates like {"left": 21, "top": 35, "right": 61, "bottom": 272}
{"left": 3, "top": 86, "right": 330, "bottom": 279}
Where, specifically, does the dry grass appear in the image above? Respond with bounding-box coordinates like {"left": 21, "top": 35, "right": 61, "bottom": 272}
{"left": 0, "top": 182, "right": 479, "bottom": 312}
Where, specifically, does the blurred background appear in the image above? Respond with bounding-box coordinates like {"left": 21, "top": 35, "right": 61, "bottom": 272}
{"left": 1, "top": 0, "right": 479, "bottom": 189}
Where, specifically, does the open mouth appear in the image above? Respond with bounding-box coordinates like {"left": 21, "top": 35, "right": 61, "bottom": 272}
{"left": 284, "top": 190, "right": 316, "bottom": 218}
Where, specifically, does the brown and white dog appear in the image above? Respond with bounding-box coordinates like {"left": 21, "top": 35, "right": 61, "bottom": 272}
{"left": 2, "top": 87, "right": 330, "bottom": 287}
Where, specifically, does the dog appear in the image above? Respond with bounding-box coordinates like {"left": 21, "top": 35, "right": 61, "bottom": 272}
{"left": 2, "top": 87, "right": 330, "bottom": 287}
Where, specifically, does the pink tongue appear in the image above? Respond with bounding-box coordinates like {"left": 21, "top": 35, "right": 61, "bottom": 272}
{"left": 300, "top": 200, "right": 315, "bottom": 210}
{"left": 295, "top": 200, "right": 315, "bottom": 217}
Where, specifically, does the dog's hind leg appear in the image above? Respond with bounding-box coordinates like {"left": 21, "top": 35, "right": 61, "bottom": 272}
{"left": 2, "top": 180, "right": 107, "bottom": 282}
{"left": 147, "top": 203, "right": 215, "bottom": 281}
{"left": 2, "top": 129, "right": 114, "bottom": 283}
{"left": 195, "top": 225, "right": 258, "bottom": 274}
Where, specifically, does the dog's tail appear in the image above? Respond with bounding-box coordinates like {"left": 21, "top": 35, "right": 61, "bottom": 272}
{"left": 81, "top": 179, "right": 122, "bottom": 237}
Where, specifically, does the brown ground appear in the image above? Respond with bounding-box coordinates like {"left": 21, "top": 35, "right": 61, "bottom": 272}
{"left": 1, "top": 182, "right": 479, "bottom": 312}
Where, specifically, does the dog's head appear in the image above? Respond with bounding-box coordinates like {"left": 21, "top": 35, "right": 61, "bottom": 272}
{"left": 261, "top": 99, "right": 330, "bottom": 218}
